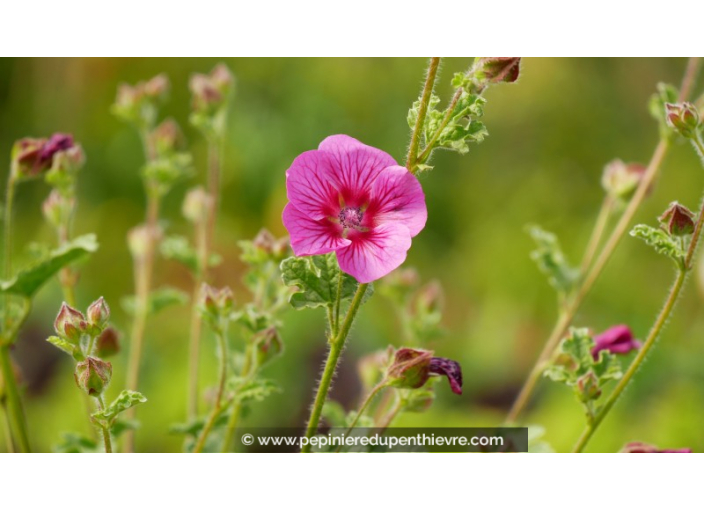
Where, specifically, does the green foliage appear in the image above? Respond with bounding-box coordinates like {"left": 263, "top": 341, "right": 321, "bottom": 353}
{"left": 0, "top": 234, "right": 97, "bottom": 297}
{"left": 228, "top": 377, "right": 281, "bottom": 404}
{"left": 544, "top": 328, "right": 622, "bottom": 421}
{"left": 46, "top": 335, "right": 83, "bottom": 361}
{"left": 630, "top": 224, "right": 685, "bottom": 264}
{"left": 407, "top": 90, "right": 488, "bottom": 171}
{"left": 142, "top": 153, "right": 193, "bottom": 198}
{"left": 53, "top": 432, "right": 98, "bottom": 453}
{"left": 91, "top": 390, "right": 147, "bottom": 430}
{"left": 527, "top": 225, "right": 580, "bottom": 296}
{"left": 160, "top": 235, "right": 221, "bottom": 273}
{"left": 280, "top": 253, "right": 373, "bottom": 310}
{"left": 121, "top": 286, "right": 189, "bottom": 316}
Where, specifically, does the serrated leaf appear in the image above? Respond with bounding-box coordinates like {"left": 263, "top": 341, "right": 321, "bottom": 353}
{"left": 630, "top": 224, "right": 685, "bottom": 262}
{"left": 593, "top": 350, "right": 623, "bottom": 383}
{"left": 527, "top": 225, "right": 580, "bottom": 295}
{"left": 121, "top": 286, "right": 189, "bottom": 315}
{"left": 92, "top": 390, "right": 147, "bottom": 430}
{"left": 0, "top": 234, "right": 98, "bottom": 297}
{"left": 280, "top": 254, "right": 372, "bottom": 310}
{"left": 46, "top": 335, "right": 80, "bottom": 359}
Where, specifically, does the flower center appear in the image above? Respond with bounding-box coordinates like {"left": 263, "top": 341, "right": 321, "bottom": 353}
{"left": 338, "top": 206, "right": 363, "bottom": 229}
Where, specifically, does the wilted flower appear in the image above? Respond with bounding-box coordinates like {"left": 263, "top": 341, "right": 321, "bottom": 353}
{"left": 283, "top": 135, "right": 427, "bottom": 283}
{"left": 621, "top": 442, "right": 692, "bottom": 453}
{"left": 601, "top": 159, "right": 647, "bottom": 200}
{"left": 387, "top": 347, "right": 463, "bottom": 395}
{"left": 659, "top": 201, "right": 695, "bottom": 237}
{"left": 74, "top": 357, "right": 112, "bottom": 396}
{"left": 591, "top": 325, "right": 641, "bottom": 360}
{"left": 11, "top": 133, "right": 77, "bottom": 181}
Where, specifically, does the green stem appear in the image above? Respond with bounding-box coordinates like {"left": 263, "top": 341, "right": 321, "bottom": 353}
{"left": 1, "top": 400, "right": 14, "bottom": 453}
{"left": 333, "top": 274, "right": 344, "bottom": 337}
{"left": 193, "top": 325, "right": 229, "bottom": 453}
{"left": 96, "top": 395, "right": 113, "bottom": 453}
{"left": 505, "top": 57, "right": 701, "bottom": 424}
{"left": 187, "top": 219, "right": 208, "bottom": 420}
{"left": 406, "top": 58, "right": 441, "bottom": 173}
{"left": 221, "top": 343, "right": 254, "bottom": 453}
{"left": 335, "top": 382, "right": 386, "bottom": 453}
{"left": 416, "top": 86, "right": 462, "bottom": 165}
{"left": 579, "top": 195, "right": 614, "bottom": 275}
{"left": 0, "top": 345, "right": 29, "bottom": 452}
{"left": 301, "top": 283, "right": 369, "bottom": 453}
{"left": 573, "top": 268, "right": 686, "bottom": 452}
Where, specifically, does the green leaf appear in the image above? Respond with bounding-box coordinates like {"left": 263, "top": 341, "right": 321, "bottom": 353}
{"left": 527, "top": 225, "right": 580, "bottom": 295}
{"left": 280, "top": 254, "right": 373, "bottom": 310}
{"left": 0, "top": 234, "right": 98, "bottom": 297}
{"left": 229, "top": 377, "right": 281, "bottom": 404}
{"left": 121, "top": 286, "right": 189, "bottom": 315}
{"left": 92, "top": 390, "right": 147, "bottom": 430}
{"left": 46, "top": 335, "right": 82, "bottom": 360}
{"left": 630, "top": 224, "right": 685, "bottom": 263}
{"left": 53, "top": 432, "right": 98, "bottom": 453}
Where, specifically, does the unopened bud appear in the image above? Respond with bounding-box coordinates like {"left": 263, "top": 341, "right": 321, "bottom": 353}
{"left": 254, "top": 327, "right": 283, "bottom": 367}
{"left": 11, "top": 134, "right": 76, "bottom": 181}
{"left": 182, "top": 187, "right": 213, "bottom": 224}
{"left": 601, "top": 159, "right": 647, "bottom": 200}
{"left": 54, "top": 303, "right": 87, "bottom": 343}
{"left": 251, "top": 229, "right": 290, "bottom": 261}
{"left": 74, "top": 357, "right": 112, "bottom": 396}
{"left": 87, "top": 296, "right": 110, "bottom": 329}
{"left": 659, "top": 201, "right": 695, "bottom": 237}
{"left": 143, "top": 73, "right": 170, "bottom": 100}
{"left": 665, "top": 102, "right": 700, "bottom": 138}
{"left": 200, "top": 284, "right": 235, "bottom": 318}
{"left": 190, "top": 63, "right": 234, "bottom": 113}
{"left": 150, "top": 118, "right": 184, "bottom": 156}
{"left": 95, "top": 327, "right": 120, "bottom": 358}
{"left": 474, "top": 57, "right": 521, "bottom": 85}
{"left": 576, "top": 372, "right": 601, "bottom": 402}
{"left": 387, "top": 348, "right": 433, "bottom": 390}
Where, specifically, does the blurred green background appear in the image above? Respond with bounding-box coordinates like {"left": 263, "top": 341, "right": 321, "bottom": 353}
{"left": 1, "top": 58, "right": 703, "bottom": 453}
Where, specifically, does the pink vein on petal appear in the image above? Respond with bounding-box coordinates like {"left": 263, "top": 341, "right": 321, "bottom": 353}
{"left": 368, "top": 165, "right": 427, "bottom": 237}
{"left": 336, "top": 223, "right": 412, "bottom": 283}
{"left": 283, "top": 203, "right": 350, "bottom": 257}
{"left": 286, "top": 150, "right": 340, "bottom": 221}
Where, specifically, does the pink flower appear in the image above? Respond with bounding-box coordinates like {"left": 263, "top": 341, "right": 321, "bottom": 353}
{"left": 282, "top": 135, "right": 427, "bottom": 283}
{"left": 591, "top": 325, "right": 641, "bottom": 360}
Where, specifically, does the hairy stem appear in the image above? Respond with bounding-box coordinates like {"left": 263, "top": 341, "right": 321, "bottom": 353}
{"left": 506, "top": 57, "right": 702, "bottom": 423}
{"left": 96, "top": 396, "right": 113, "bottom": 453}
{"left": 221, "top": 343, "right": 254, "bottom": 453}
{"left": 406, "top": 58, "right": 441, "bottom": 173}
{"left": 301, "top": 283, "right": 369, "bottom": 453}
{"left": 193, "top": 326, "right": 229, "bottom": 453}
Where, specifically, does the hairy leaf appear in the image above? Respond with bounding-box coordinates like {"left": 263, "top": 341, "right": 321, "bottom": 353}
{"left": 630, "top": 224, "right": 685, "bottom": 262}
{"left": 527, "top": 225, "right": 580, "bottom": 295}
{"left": 92, "top": 390, "right": 147, "bottom": 430}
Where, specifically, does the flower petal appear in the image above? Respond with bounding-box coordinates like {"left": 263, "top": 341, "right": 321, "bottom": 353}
{"left": 367, "top": 165, "right": 427, "bottom": 237}
{"left": 286, "top": 150, "right": 340, "bottom": 221}
{"left": 282, "top": 203, "right": 350, "bottom": 256}
{"left": 429, "top": 357, "right": 463, "bottom": 395}
{"left": 318, "top": 135, "right": 398, "bottom": 202}
{"left": 336, "top": 223, "right": 411, "bottom": 284}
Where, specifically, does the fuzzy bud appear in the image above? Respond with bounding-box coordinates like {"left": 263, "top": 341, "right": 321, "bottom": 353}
{"left": 387, "top": 348, "right": 433, "bottom": 390}
{"left": 95, "top": 327, "right": 120, "bottom": 358}
{"left": 254, "top": 327, "right": 283, "bottom": 367}
{"left": 252, "top": 229, "right": 290, "bottom": 261}
{"left": 200, "top": 284, "right": 235, "bottom": 318}
{"left": 474, "top": 57, "right": 521, "bottom": 85}
{"left": 54, "top": 303, "right": 87, "bottom": 344}
{"left": 190, "top": 63, "right": 234, "bottom": 113}
{"left": 87, "top": 297, "right": 110, "bottom": 329}
{"left": 576, "top": 372, "right": 601, "bottom": 402}
{"left": 143, "top": 74, "right": 170, "bottom": 100}
{"left": 75, "top": 357, "right": 112, "bottom": 396}
{"left": 150, "top": 118, "right": 184, "bottom": 156}
{"left": 601, "top": 159, "right": 647, "bottom": 200}
{"left": 659, "top": 202, "right": 695, "bottom": 237}
{"left": 665, "top": 102, "right": 700, "bottom": 138}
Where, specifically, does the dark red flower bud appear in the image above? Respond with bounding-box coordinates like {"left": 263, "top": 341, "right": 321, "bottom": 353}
{"left": 659, "top": 201, "right": 695, "bottom": 237}
{"left": 54, "top": 302, "right": 86, "bottom": 343}
{"left": 95, "top": 327, "right": 120, "bottom": 358}
{"left": 475, "top": 57, "right": 521, "bottom": 84}
{"left": 665, "top": 102, "right": 700, "bottom": 138}
{"left": 74, "top": 357, "right": 112, "bottom": 396}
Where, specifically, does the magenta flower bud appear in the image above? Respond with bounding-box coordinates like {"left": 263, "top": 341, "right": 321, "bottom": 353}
{"left": 54, "top": 302, "right": 86, "bottom": 344}
{"left": 621, "top": 442, "right": 692, "bottom": 453}
{"left": 659, "top": 201, "right": 695, "bottom": 237}
{"left": 282, "top": 135, "right": 427, "bottom": 283}
{"left": 601, "top": 159, "right": 647, "bottom": 200}
{"left": 38, "top": 133, "right": 75, "bottom": 166}
{"left": 87, "top": 296, "right": 110, "bottom": 328}
{"left": 591, "top": 325, "right": 641, "bottom": 360}
{"left": 475, "top": 57, "right": 521, "bottom": 84}
{"left": 429, "top": 356, "right": 463, "bottom": 395}
{"left": 95, "top": 327, "right": 120, "bottom": 358}
{"left": 665, "top": 102, "right": 700, "bottom": 138}
{"left": 74, "top": 357, "right": 112, "bottom": 396}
